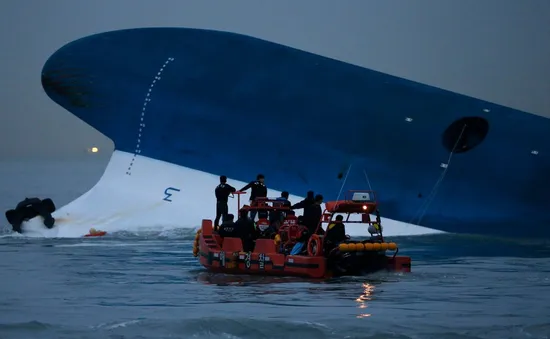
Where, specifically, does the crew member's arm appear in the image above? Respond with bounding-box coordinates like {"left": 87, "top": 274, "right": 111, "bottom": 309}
{"left": 291, "top": 199, "right": 307, "bottom": 209}
{"left": 239, "top": 181, "right": 253, "bottom": 192}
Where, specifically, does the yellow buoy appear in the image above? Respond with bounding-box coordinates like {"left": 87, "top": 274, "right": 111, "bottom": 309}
{"left": 355, "top": 243, "right": 365, "bottom": 251}
{"left": 364, "top": 243, "right": 374, "bottom": 251}
{"left": 387, "top": 242, "right": 397, "bottom": 251}
{"left": 379, "top": 243, "right": 388, "bottom": 251}
{"left": 339, "top": 243, "right": 350, "bottom": 252}
{"left": 372, "top": 243, "right": 381, "bottom": 251}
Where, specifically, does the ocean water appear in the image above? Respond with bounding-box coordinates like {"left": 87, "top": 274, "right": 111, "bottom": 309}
{"left": 1, "top": 160, "right": 550, "bottom": 339}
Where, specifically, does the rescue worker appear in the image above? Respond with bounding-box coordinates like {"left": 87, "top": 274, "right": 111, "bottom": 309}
{"left": 368, "top": 222, "right": 383, "bottom": 241}
{"left": 290, "top": 228, "right": 310, "bottom": 255}
{"left": 270, "top": 191, "right": 291, "bottom": 225}
{"left": 324, "top": 214, "right": 347, "bottom": 253}
{"left": 239, "top": 174, "right": 267, "bottom": 220}
{"left": 214, "top": 175, "right": 236, "bottom": 229}
{"left": 367, "top": 209, "right": 384, "bottom": 241}
{"left": 302, "top": 194, "right": 324, "bottom": 234}
{"left": 278, "top": 191, "right": 291, "bottom": 208}
{"left": 218, "top": 214, "right": 238, "bottom": 238}
{"left": 234, "top": 209, "right": 256, "bottom": 252}
{"left": 255, "top": 210, "right": 276, "bottom": 239}
{"left": 291, "top": 191, "right": 314, "bottom": 210}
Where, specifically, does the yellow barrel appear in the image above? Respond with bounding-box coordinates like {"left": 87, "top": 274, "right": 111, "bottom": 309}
{"left": 338, "top": 243, "right": 349, "bottom": 252}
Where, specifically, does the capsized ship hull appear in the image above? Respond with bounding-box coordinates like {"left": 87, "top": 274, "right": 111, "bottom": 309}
{"left": 41, "top": 28, "right": 550, "bottom": 238}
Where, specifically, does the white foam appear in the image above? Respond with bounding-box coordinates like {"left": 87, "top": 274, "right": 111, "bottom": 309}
{"left": 53, "top": 242, "right": 137, "bottom": 248}
{"left": 18, "top": 150, "right": 443, "bottom": 238}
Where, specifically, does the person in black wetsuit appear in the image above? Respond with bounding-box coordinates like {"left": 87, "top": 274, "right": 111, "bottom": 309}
{"left": 214, "top": 175, "right": 236, "bottom": 229}
{"left": 291, "top": 191, "right": 314, "bottom": 210}
{"left": 324, "top": 214, "right": 347, "bottom": 254}
{"left": 239, "top": 174, "right": 267, "bottom": 220}
{"left": 302, "top": 194, "right": 324, "bottom": 234}
{"left": 218, "top": 214, "right": 239, "bottom": 238}
{"left": 234, "top": 209, "right": 256, "bottom": 252}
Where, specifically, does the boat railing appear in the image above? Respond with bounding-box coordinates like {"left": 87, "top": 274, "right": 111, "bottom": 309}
{"left": 312, "top": 189, "right": 381, "bottom": 234}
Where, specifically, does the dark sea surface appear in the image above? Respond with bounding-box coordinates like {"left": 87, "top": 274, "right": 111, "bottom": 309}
{"left": 1, "top": 160, "right": 549, "bottom": 339}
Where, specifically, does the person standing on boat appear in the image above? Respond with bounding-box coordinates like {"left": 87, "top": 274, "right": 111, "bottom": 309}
{"left": 234, "top": 209, "right": 256, "bottom": 252}
{"left": 278, "top": 191, "right": 291, "bottom": 208}
{"left": 291, "top": 191, "right": 314, "bottom": 210}
{"left": 303, "top": 194, "right": 324, "bottom": 234}
{"left": 214, "top": 175, "right": 236, "bottom": 229}
{"left": 239, "top": 174, "right": 267, "bottom": 220}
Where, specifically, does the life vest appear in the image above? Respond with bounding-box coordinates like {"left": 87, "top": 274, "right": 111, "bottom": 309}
{"left": 327, "top": 220, "right": 342, "bottom": 230}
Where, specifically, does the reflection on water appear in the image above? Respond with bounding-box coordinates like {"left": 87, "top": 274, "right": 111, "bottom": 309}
{"left": 195, "top": 271, "right": 314, "bottom": 286}
{"left": 194, "top": 271, "right": 389, "bottom": 315}
{"left": 356, "top": 283, "right": 375, "bottom": 318}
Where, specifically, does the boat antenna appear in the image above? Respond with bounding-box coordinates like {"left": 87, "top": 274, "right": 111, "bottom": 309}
{"left": 336, "top": 163, "right": 353, "bottom": 201}
{"left": 409, "top": 124, "right": 468, "bottom": 225}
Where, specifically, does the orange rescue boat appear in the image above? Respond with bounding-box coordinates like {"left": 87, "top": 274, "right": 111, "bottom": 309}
{"left": 193, "top": 190, "right": 411, "bottom": 278}
{"left": 84, "top": 228, "right": 107, "bottom": 237}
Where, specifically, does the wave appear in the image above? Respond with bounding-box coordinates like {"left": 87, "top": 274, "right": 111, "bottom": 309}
{"left": 2, "top": 318, "right": 549, "bottom": 339}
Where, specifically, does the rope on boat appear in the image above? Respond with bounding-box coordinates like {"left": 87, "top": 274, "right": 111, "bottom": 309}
{"left": 363, "top": 169, "right": 373, "bottom": 192}
{"left": 336, "top": 163, "right": 353, "bottom": 202}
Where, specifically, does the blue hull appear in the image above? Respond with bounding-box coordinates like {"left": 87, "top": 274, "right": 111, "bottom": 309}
{"left": 40, "top": 28, "right": 550, "bottom": 238}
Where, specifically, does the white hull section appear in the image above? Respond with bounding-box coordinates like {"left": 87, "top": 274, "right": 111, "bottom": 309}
{"left": 20, "top": 151, "right": 444, "bottom": 238}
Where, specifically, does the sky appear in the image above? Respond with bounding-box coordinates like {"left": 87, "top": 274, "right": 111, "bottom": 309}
{"left": 0, "top": 0, "right": 549, "bottom": 159}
